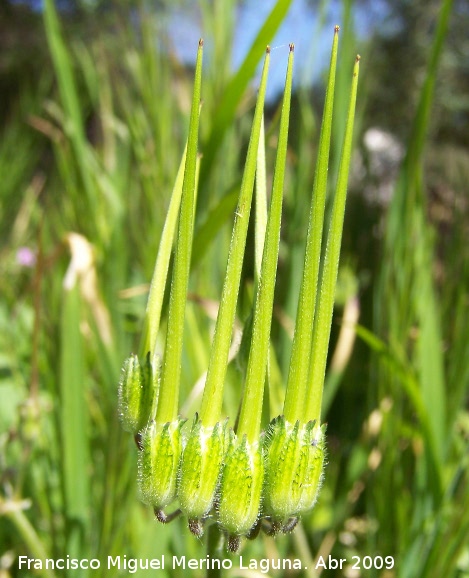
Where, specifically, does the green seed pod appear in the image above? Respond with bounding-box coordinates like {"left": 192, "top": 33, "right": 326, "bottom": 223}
{"left": 138, "top": 418, "right": 185, "bottom": 509}
{"left": 118, "top": 354, "right": 143, "bottom": 433}
{"left": 142, "top": 353, "right": 160, "bottom": 421}
{"left": 118, "top": 354, "right": 158, "bottom": 434}
{"left": 264, "top": 416, "right": 326, "bottom": 525}
{"left": 178, "top": 415, "right": 229, "bottom": 532}
{"left": 298, "top": 422, "right": 326, "bottom": 514}
{"left": 217, "top": 434, "right": 264, "bottom": 542}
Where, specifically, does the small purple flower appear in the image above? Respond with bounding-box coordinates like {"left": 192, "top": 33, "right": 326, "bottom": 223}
{"left": 16, "top": 247, "right": 36, "bottom": 268}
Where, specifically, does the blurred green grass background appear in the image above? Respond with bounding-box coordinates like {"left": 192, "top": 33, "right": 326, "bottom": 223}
{"left": 1, "top": 0, "right": 468, "bottom": 577}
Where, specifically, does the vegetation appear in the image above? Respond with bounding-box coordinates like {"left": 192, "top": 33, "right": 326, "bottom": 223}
{"left": 0, "top": 0, "right": 468, "bottom": 577}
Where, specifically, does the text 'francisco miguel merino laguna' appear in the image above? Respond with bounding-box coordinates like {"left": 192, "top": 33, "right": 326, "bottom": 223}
{"left": 18, "top": 555, "right": 304, "bottom": 573}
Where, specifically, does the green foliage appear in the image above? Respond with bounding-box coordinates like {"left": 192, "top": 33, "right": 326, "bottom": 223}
{"left": 1, "top": 1, "right": 468, "bottom": 577}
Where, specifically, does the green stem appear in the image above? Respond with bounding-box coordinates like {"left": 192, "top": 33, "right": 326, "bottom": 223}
{"left": 206, "top": 523, "right": 222, "bottom": 578}
{"left": 237, "top": 45, "right": 294, "bottom": 443}
{"left": 199, "top": 48, "right": 271, "bottom": 427}
{"left": 156, "top": 40, "right": 203, "bottom": 423}
{"left": 3, "top": 501, "right": 58, "bottom": 578}
{"left": 139, "top": 144, "right": 187, "bottom": 359}
{"left": 283, "top": 27, "right": 339, "bottom": 424}
{"left": 255, "top": 114, "right": 268, "bottom": 284}
{"left": 306, "top": 55, "right": 360, "bottom": 423}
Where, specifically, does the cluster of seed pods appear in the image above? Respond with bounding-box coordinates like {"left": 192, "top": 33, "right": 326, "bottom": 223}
{"left": 118, "top": 28, "right": 359, "bottom": 552}
{"left": 119, "top": 355, "right": 326, "bottom": 551}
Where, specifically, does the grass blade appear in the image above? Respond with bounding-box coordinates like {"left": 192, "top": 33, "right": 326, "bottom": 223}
{"left": 60, "top": 253, "right": 90, "bottom": 570}
{"left": 199, "top": 0, "right": 292, "bottom": 197}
